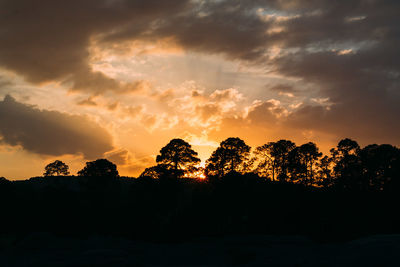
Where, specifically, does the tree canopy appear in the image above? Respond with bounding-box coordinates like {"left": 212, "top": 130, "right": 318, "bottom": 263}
{"left": 43, "top": 160, "right": 70, "bottom": 176}
{"left": 33, "top": 137, "right": 400, "bottom": 193}
{"left": 205, "top": 137, "right": 251, "bottom": 177}
{"left": 254, "top": 140, "right": 295, "bottom": 181}
{"left": 155, "top": 138, "right": 201, "bottom": 178}
{"left": 78, "top": 159, "right": 119, "bottom": 178}
{"left": 139, "top": 164, "right": 172, "bottom": 179}
{"left": 288, "top": 142, "right": 322, "bottom": 186}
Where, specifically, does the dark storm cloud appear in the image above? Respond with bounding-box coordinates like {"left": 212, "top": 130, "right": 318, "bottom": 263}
{"left": 0, "top": 0, "right": 399, "bottom": 144}
{"left": 0, "top": 95, "right": 113, "bottom": 158}
{"left": 103, "top": 0, "right": 276, "bottom": 62}
{"left": 256, "top": 0, "right": 399, "bottom": 145}
{"left": 262, "top": 0, "right": 400, "bottom": 145}
{"left": 0, "top": 0, "right": 189, "bottom": 93}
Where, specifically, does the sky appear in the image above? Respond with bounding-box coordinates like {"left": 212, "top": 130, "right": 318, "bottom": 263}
{"left": 0, "top": 0, "right": 399, "bottom": 179}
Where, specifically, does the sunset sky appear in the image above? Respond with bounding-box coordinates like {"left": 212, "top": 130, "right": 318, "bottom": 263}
{"left": 0, "top": 0, "right": 399, "bottom": 179}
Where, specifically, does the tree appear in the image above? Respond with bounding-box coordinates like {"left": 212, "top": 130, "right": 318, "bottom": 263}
{"left": 255, "top": 140, "right": 295, "bottom": 182}
{"left": 254, "top": 143, "right": 276, "bottom": 180}
{"left": 288, "top": 142, "right": 322, "bottom": 186}
{"left": 205, "top": 137, "right": 251, "bottom": 177}
{"left": 0, "top": 177, "right": 10, "bottom": 184}
{"left": 330, "top": 138, "right": 363, "bottom": 191}
{"left": 43, "top": 160, "right": 70, "bottom": 176}
{"left": 359, "top": 144, "right": 400, "bottom": 191}
{"left": 316, "top": 155, "right": 333, "bottom": 187}
{"left": 78, "top": 159, "right": 119, "bottom": 178}
{"left": 139, "top": 164, "right": 173, "bottom": 179}
{"left": 156, "top": 138, "right": 201, "bottom": 178}
{"left": 331, "top": 138, "right": 360, "bottom": 158}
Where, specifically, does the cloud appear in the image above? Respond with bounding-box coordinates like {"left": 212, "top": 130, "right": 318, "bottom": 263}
{"left": 77, "top": 96, "right": 97, "bottom": 107}
{"left": 1, "top": 0, "right": 399, "bottom": 149}
{"left": 123, "top": 156, "right": 155, "bottom": 175}
{"left": 0, "top": 0, "right": 188, "bottom": 93}
{"left": 0, "top": 76, "right": 13, "bottom": 89}
{"left": 246, "top": 100, "right": 286, "bottom": 126}
{"left": 123, "top": 105, "right": 144, "bottom": 118}
{"left": 69, "top": 70, "right": 151, "bottom": 95}
{"left": 107, "top": 101, "right": 119, "bottom": 111}
{"left": 195, "top": 103, "right": 221, "bottom": 122}
{"left": 263, "top": 1, "right": 400, "bottom": 146}
{"left": 105, "top": 148, "right": 155, "bottom": 175}
{"left": 0, "top": 95, "right": 113, "bottom": 158}
{"left": 273, "top": 48, "right": 400, "bottom": 144}
{"left": 104, "top": 149, "right": 133, "bottom": 166}
{"left": 269, "top": 84, "right": 297, "bottom": 94}
{"left": 210, "top": 88, "right": 243, "bottom": 102}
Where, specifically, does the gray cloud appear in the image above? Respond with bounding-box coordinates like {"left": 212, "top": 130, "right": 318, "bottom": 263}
{"left": 265, "top": 1, "right": 400, "bottom": 145}
{"left": 269, "top": 84, "right": 297, "bottom": 94}
{"left": 0, "top": 0, "right": 189, "bottom": 93}
{"left": 275, "top": 45, "right": 400, "bottom": 145}
{"left": 0, "top": 95, "right": 114, "bottom": 158}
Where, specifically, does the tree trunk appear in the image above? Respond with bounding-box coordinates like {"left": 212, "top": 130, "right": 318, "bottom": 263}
{"left": 174, "top": 159, "right": 178, "bottom": 178}
{"left": 272, "top": 160, "right": 275, "bottom": 181}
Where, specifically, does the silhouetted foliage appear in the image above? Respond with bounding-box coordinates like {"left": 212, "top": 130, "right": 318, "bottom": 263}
{"left": 139, "top": 164, "right": 174, "bottom": 179}
{"left": 359, "top": 144, "right": 400, "bottom": 191}
{"left": 156, "top": 138, "right": 201, "bottom": 178}
{"left": 316, "top": 155, "right": 333, "bottom": 187}
{"left": 255, "top": 140, "right": 295, "bottom": 182}
{"left": 254, "top": 143, "right": 276, "bottom": 180}
{"left": 2, "top": 137, "right": 400, "bottom": 245}
{"left": 43, "top": 160, "right": 70, "bottom": 176}
{"left": 205, "top": 137, "right": 251, "bottom": 177}
{"left": 77, "top": 158, "right": 118, "bottom": 178}
{"left": 330, "top": 139, "right": 363, "bottom": 191}
{"left": 288, "top": 142, "right": 322, "bottom": 186}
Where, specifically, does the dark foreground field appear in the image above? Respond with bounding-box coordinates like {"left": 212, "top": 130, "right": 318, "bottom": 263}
{"left": 1, "top": 233, "right": 400, "bottom": 266}
{"left": 1, "top": 164, "right": 400, "bottom": 266}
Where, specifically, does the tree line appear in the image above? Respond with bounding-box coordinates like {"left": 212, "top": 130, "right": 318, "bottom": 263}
{"left": 1, "top": 136, "right": 400, "bottom": 241}
{"left": 43, "top": 137, "right": 400, "bottom": 192}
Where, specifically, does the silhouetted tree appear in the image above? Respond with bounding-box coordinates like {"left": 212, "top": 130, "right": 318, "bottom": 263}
{"left": 254, "top": 143, "right": 276, "bottom": 180}
{"left": 43, "top": 160, "right": 70, "bottom": 176}
{"left": 287, "top": 146, "right": 307, "bottom": 183}
{"left": 205, "top": 137, "right": 251, "bottom": 177}
{"left": 140, "top": 166, "right": 161, "bottom": 179}
{"left": 0, "top": 177, "right": 9, "bottom": 184}
{"left": 156, "top": 138, "right": 201, "bottom": 178}
{"left": 78, "top": 159, "right": 119, "bottom": 178}
{"left": 139, "top": 164, "right": 174, "bottom": 179}
{"left": 257, "top": 140, "right": 296, "bottom": 182}
{"left": 359, "top": 144, "right": 400, "bottom": 191}
{"left": 4, "top": 136, "right": 400, "bottom": 242}
{"left": 331, "top": 138, "right": 360, "bottom": 158}
{"left": 288, "top": 142, "right": 322, "bottom": 186}
{"left": 316, "top": 155, "right": 333, "bottom": 187}
{"left": 330, "top": 138, "right": 363, "bottom": 191}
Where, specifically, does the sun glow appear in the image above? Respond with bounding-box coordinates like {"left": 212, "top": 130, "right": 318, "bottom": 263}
{"left": 184, "top": 166, "right": 206, "bottom": 179}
